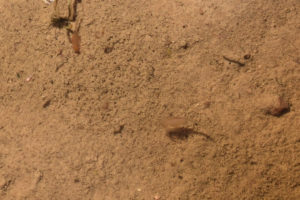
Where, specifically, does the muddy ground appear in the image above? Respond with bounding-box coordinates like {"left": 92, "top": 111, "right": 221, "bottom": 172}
{"left": 0, "top": 0, "right": 299, "bottom": 199}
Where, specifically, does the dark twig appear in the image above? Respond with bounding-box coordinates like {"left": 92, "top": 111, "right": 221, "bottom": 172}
{"left": 167, "top": 128, "right": 214, "bottom": 141}
{"left": 223, "top": 56, "right": 245, "bottom": 67}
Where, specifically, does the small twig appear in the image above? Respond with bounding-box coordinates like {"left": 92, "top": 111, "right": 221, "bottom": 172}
{"left": 223, "top": 56, "right": 245, "bottom": 67}
{"left": 55, "top": 61, "right": 67, "bottom": 72}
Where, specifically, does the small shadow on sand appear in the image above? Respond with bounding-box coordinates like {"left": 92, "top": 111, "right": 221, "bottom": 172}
{"left": 167, "top": 128, "right": 214, "bottom": 141}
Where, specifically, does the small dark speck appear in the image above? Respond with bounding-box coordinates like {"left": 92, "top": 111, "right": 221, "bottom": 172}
{"left": 244, "top": 54, "right": 251, "bottom": 60}
{"left": 104, "top": 47, "right": 113, "bottom": 54}
{"left": 250, "top": 161, "right": 257, "bottom": 165}
{"left": 43, "top": 100, "right": 51, "bottom": 108}
{"left": 182, "top": 43, "right": 189, "bottom": 50}
{"left": 74, "top": 178, "right": 80, "bottom": 183}
{"left": 178, "top": 175, "right": 183, "bottom": 179}
{"left": 113, "top": 125, "right": 124, "bottom": 135}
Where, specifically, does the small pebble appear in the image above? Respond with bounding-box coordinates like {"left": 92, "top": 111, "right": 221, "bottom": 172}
{"left": 154, "top": 194, "right": 161, "bottom": 200}
{"left": 43, "top": 100, "right": 51, "bottom": 108}
{"left": 244, "top": 54, "right": 251, "bottom": 59}
{"left": 26, "top": 75, "right": 33, "bottom": 82}
{"left": 267, "top": 97, "right": 290, "bottom": 117}
{"left": 161, "top": 117, "right": 187, "bottom": 133}
{"left": 113, "top": 124, "right": 124, "bottom": 135}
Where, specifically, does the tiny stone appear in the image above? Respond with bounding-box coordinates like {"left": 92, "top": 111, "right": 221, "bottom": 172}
{"left": 43, "top": 100, "right": 51, "bottom": 108}
{"left": 154, "top": 194, "right": 161, "bottom": 200}
{"left": 113, "top": 124, "right": 124, "bottom": 135}
{"left": 161, "top": 117, "right": 187, "bottom": 133}
{"left": 244, "top": 54, "right": 251, "bottom": 60}
{"left": 203, "top": 101, "right": 211, "bottom": 108}
{"left": 104, "top": 47, "right": 113, "bottom": 54}
{"left": 267, "top": 97, "right": 290, "bottom": 117}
